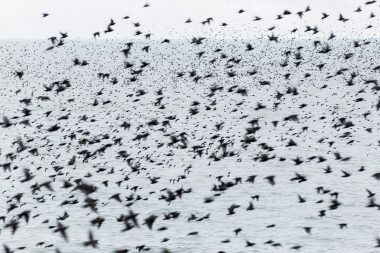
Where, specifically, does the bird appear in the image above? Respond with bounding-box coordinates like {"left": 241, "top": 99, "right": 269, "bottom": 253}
{"left": 144, "top": 214, "right": 157, "bottom": 230}
{"left": 53, "top": 222, "right": 69, "bottom": 241}
{"left": 372, "top": 173, "right": 380, "bottom": 180}
{"left": 265, "top": 175, "right": 276, "bottom": 185}
{"left": 338, "top": 14, "right": 349, "bottom": 22}
{"left": 375, "top": 237, "right": 380, "bottom": 247}
{"left": 83, "top": 231, "right": 98, "bottom": 248}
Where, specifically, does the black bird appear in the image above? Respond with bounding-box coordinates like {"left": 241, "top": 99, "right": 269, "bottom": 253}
{"left": 265, "top": 175, "right": 276, "bottom": 185}
{"left": 338, "top": 14, "right": 349, "bottom": 22}
{"left": 144, "top": 214, "right": 157, "bottom": 230}
{"left": 83, "top": 231, "right": 98, "bottom": 248}
{"left": 54, "top": 221, "right": 68, "bottom": 241}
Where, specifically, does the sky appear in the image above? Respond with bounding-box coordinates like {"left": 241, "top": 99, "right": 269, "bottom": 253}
{"left": 0, "top": 0, "right": 377, "bottom": 40}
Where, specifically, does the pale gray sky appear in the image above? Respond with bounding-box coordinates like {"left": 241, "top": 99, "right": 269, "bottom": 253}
{"left": 0, "top": 0, "right": 376, "bottom": 39}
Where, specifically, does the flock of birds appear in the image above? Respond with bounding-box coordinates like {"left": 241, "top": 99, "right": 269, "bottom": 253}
{"left": 2, "top": 1, "right": 380, "bottom": 252}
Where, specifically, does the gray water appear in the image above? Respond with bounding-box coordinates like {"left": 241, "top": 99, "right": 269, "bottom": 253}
{"left": 0, "top": 39, "right": 380, "bottom": 253}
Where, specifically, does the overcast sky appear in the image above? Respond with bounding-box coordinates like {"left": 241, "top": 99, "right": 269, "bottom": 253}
{"left": 0, "top": 0, "right": 376, "bottom": 40}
